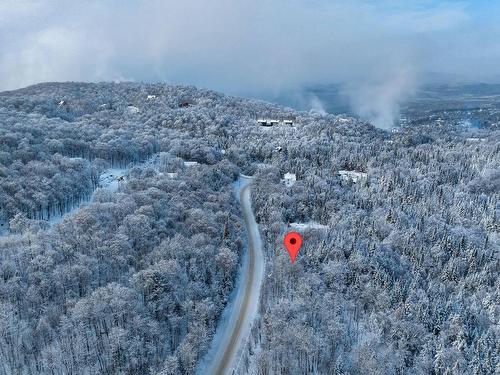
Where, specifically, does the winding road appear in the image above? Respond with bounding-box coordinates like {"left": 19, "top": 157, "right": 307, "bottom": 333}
{"left": 199, "top": 176, "right": 264, "bottom": 375}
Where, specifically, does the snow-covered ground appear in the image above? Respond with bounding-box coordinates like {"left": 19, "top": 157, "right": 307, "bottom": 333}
{"left": 197, "top": 175, "right": 265, "bottom": 375}
{"left": 97, "top": 168, "right": 127, "bottom": 193}
{"left": 0, "top": 154, "right": 168, "bottom": 236}
{"left": 49, "top": 154, "right": 164, "bottom": 225}
{"left": 289, "top": 222, "right": 329, "bottom": 230}
{"left": 48, "top": 167, "right": 127, "bottom": 225}
{"left": 0, "top": 166, "right": 128, "bottom": 234}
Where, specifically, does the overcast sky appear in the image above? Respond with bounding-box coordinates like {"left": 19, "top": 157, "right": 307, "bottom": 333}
{"left": 1, "top": 0, "right": 500, "bottom": 96}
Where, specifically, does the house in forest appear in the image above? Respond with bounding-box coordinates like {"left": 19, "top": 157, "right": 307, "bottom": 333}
{"left": 283, "top": 172, "right": 296, "bottom": 187}
{"left": 283, "top": 115, "right": 296, "bottom": 125}
{"left": 257, "top": 119, "right": 280, "bottom": 127}
{"left": 257, "top": 115, "right": 296, "bottom": 126}
{"left": 179, "top": 101, "right": 191, "bottom": 108}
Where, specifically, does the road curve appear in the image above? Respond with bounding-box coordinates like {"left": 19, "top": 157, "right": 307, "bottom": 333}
{"left": 199, "top": 176, "right": 264, "bottom": 375}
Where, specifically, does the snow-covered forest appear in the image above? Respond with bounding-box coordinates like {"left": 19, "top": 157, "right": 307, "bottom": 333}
{"left": 0, "top": 82, "right": 498, "bottom": 374}
{"left": 248, "top": 117, "right": 499, "bottom": 374}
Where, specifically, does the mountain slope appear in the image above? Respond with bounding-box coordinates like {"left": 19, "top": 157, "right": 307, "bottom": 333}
{"left": 0, "top": 82, "right": 498, "bottom": 374}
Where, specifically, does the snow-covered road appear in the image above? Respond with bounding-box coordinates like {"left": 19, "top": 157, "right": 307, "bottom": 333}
{"left": 198, "top": 175, "right": 265, "bottom": 375}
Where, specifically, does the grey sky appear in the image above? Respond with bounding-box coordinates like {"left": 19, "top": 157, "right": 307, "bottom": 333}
{"left": 1, "top": 0, "right": 499, "bottom": 90}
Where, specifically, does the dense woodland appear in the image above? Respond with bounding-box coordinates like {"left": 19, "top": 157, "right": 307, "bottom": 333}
{"left": 247, "top": 120, "right": 499, "bottom": 374}
{"left": 0, "top": 82, "right": 498, "bottom": 374}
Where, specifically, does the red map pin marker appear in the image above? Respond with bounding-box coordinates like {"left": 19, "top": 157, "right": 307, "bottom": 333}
{"left": 284, "top": 232, "right": 303, "bottom": 264}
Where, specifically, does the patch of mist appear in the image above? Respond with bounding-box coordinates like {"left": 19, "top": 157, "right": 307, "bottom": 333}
{"left": 309, "top": 94, "right": 327, "bottom": 114}
{"left": 344, "top": 67, "right": 418, "bottom": 129}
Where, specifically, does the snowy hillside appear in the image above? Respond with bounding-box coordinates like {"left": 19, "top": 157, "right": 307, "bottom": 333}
{"left": 0, "top": 82, "right": 498, "bottom": 374}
